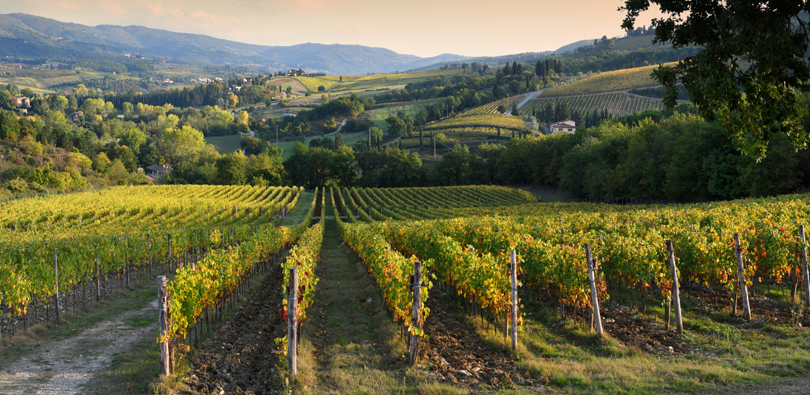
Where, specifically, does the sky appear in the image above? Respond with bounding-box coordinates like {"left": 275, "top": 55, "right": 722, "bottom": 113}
{"left": 0, "top": 0, "right": 666, "bottom": 58}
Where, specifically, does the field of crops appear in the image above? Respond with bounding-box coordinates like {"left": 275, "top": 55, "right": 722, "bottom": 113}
{"left": 5, "top": 183, "right": 810, "bottom": 394}
{"left": 459, "top": 93, "right": 530, "bottom": 116}
{"left": 522, "top": 91, "right": 666, "bottom": 117}
{"left": 334, "top": 187, "right": 810, "bottom": 334}
{"left": 540, "top": 64, "right": 672, "bottom": 97}
{"left": 424, "top": 114, "right": 527, "bottom": 130}
{"left": 366, "top": 100, "right": 439, "bottom": 130}
{"left": 0, "top": 184, "right": 304, "bottom": 320}
{"left": 293, "top": 76, "right": 340, "bottom": 93}
{"left": 329, "top": 69, "right": 463, "bottom": 92}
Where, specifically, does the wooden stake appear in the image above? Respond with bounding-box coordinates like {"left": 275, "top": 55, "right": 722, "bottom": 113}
{"left": 124, "top": 236, "right": 129, "bottom": 289}
{"left": 167, "top": 233, "right": 173, "bottom": 270}
{"left": 147, "top": 233, "right": 152, "bottom": 277}
{"left": 158, "top": 276, "right": 170, "bottom": 376}
{"left": 53, "top": 251, "right": 60, "bottom": 322}
{"left": 733, "top": 233, "right": 752, "bottom": 320}
{"left": 800, "top": 226, "right": 810, "bottom": 307}
{"left": 666, "top": 240, "right": 683, "bottom": 334}
{"left": 288, "top": 268, "right": 298, "bottom": 375}
{"left": 510, "top": 250, "right": 518, "bottom": 349}
{"left": 410, "top": 261, "right": 422, "bottom": 366}
{"left": 95, "top": 254, "right": 101, "bottom": 302}
{"left": 584, "top": 244, "right": 603, "bottom": 337}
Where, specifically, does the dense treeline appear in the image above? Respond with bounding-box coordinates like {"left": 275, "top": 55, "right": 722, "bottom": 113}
{"left": 98, "top": 75, "right": 277, "bottom": 109}
{"left": 3, "top": 102, "right": 808, "bottom": 203}
{"left": 427, "top": 108, "right": 810, "bottom": 201}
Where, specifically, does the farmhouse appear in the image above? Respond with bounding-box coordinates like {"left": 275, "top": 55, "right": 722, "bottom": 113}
{"left": 145, "top": 164, "right": 170, "bottom": 180}
{"left": 10, "top": 95, "right": 30, "bottom": 108}
{"left": 550, "top": 120, "right": 576, "bottom": 134}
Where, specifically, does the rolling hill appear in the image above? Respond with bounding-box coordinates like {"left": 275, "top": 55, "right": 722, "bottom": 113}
{"left": 0, "top": 13, "right": 468, "bottom": 75}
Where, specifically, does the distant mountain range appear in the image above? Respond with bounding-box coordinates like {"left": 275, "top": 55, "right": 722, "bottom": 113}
{"left": 0, "top": 13, "right": 469, "bottom": 75}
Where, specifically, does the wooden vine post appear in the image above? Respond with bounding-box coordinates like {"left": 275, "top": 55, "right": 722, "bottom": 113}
{"left": 147, "top": 233, "right": 152, "bottom": 277}
{"left": 509, "top": 249, "right": 518, "bottom": 349}
{"left": 95, "top": 254, "right": 101, "bottom": 302}
{"left": 800, "top": 226, "right": 810, "bottom": 307}
{"left": 584, "top": 243, "right": 603, "bottom": 337}
{"left": 167, "top": 233, "right": 173, "bottom": 270}
{"left": 288, "top": 268, "right": 298, "bottom": 375}
{"left": 124, "top": 235, "right": 129, "bottom": 288}
{"left": 157, "top": 275, "right": 170, "bottom": 376}
{"left": 665, "top": 240, "right": 683, "bottom": 334}
{"left": 733, "top": 233, "right": 752, "bottom": 320}
{"left": 53, "top": 251, "right": 60, "bottom": 321}
{"left": 409, "top": 261, "right": 422, "bottom": 366}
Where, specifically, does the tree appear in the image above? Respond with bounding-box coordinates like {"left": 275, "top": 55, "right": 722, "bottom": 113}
{"left": 328, "top": 146, "right": 357, "bottom": 186}
{"left": 93, "top": 152, "right": 112, "bottom": 173}
{"left": 622, "top": 1, "right": 810, "bottom": 159}
{"left": 108, "top": 159, "right": 129, "bottom": 185}
{"left": 497, "top": 104, "right": 507, "bottom": 114}
{"left": 247, "top": 151, "right": 283, "bottom": 186}
{"left": 385, "top": 115, "right": 406, "bottom": 137}
{"left": 228, "top": 94, "right": 239, "bottom": 109}
{"left": 161, "top": 126, "right": 205, "bottom": 164}
{"left": 436, "top": 144, "right": 471, "bottom": 185}
{"left": 120, "top": 128, "right": 146, "bottom": 155}
{"left": 0, "top": 90, "right": 12, "bottom": 110}
{"left": 122, "top": 102, "right": 134, "bottom": 117}
{"left": 318, "top": 85, "right": 325, "bottom": 92}
{"left": 511, "top": 103, "right": 519, "bottom": 117}
{"left": 334, "top": 133, "right": 345, "bottom": 149}
{"left": 236, "top": 110, "right": 249, "bottom": 126}
{"left": 370, "top": 127, "right": 383, "bottom": 149}
{"left": 214, "top": 152, "right": 248, "bottom": 185}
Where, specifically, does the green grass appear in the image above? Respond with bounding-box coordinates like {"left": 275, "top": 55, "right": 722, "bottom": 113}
{"left": 455, "top": 285, "right": 810, "bottom": 395}
{"left": 78, "top": 330, "right": 161, "bottom": 394}
{"left": 366, "top": 101, "right": 438, "bottom": 131}
{"left": 291, "top": 206, "right": 463, "bottom": 394}
{"left": 205, "top": 134, "right": 243, "bottom": 154}
{"left": 205, "top": 132, "right": 368, "bottom": 159}
{"left": 277, "top": 191, "right": 316, "bottom": 227}
{"left": 275, "top": 132, "right": 367, "bottom": 159}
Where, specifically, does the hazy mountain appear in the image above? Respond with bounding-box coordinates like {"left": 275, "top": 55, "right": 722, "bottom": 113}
{"left": 409, "top": 52, "right": 554, "bottom": 72}
{"left": 0, "top": 13, "right": 468, "bottom": 75}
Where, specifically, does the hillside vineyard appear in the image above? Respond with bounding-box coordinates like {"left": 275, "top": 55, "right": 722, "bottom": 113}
{"left": 0, "top": 185, "right": 304, "bottom": 319}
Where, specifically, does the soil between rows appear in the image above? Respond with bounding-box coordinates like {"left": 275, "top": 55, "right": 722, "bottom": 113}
{"left": 183, "top": 261, "right": 287, "bottom": 395}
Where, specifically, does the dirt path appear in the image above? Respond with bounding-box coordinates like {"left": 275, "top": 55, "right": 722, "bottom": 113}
{"left": 0, "top": 301, "right": 157, "bottom": 395}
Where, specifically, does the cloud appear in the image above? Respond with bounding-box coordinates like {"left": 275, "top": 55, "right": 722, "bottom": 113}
{"left": 190, "top": 9, "right": 222, "bottom": 26}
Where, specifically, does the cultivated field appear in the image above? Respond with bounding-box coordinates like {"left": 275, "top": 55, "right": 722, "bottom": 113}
{"left": 3, "top": 185, "right": 809, "bottom": 395}
{"left": 522, "top": 91, "right": 667, "bottom": 118}
{"left": 540, "top": 64, "right": 671, "bottom": 97}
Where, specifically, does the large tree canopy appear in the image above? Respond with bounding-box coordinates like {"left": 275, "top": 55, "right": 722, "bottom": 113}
{"left": 621, "top": 0, "right": 810, "bottom": 159}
